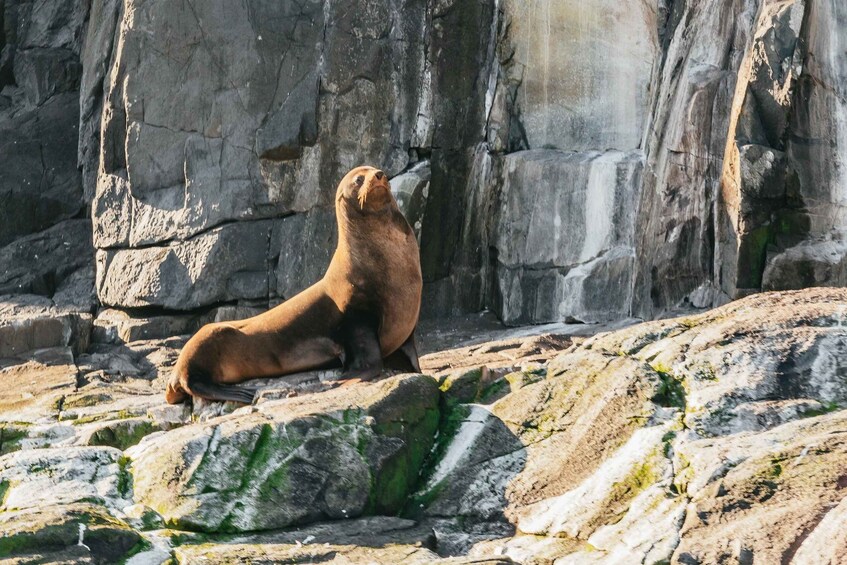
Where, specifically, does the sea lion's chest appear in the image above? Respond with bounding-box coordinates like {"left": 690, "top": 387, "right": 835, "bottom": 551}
{"left": 343, "top": 224, "right": 421, "bottom": 353}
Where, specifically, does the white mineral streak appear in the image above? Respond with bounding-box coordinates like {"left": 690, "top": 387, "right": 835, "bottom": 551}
{"left": 580, "top": 152, "right": 617, "bottom": 262}
{"left": 517, "top": 425, "right": 668, "bottom": 537}
{"left": 425, "top": 405, "right": 491, "bottom": 490}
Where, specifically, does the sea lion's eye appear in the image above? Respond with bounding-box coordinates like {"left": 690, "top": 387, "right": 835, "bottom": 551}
{"left": 355, "top": 175, "right": 365, "bottom": 186}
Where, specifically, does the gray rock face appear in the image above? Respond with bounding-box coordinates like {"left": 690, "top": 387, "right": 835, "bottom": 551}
{"left": 493, "top": 150, "right": 643, "bottom": 324}
{"left": 760, "top": 0, "right": 847, "bottom": 291}
{"left": 96, "top": 219, "right": 282, "bottom": 310}
{"left": 0, "top": 0, "right": 88, "bottom": 247}
{"left": 90, "top": 0, "right": 429, "bottom": 310}
{"left": 0, "top": 295, "right": 92, "bottom": 357}
{"left": 498, "top": 0, "right": 658, "bottom": 152}
{"left": 0, "top": 220, "right": 94, "bottom": 308}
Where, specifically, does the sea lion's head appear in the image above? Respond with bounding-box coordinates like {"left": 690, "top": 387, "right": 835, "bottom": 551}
{"left": 336, "top": 165, "right": 395, "bottom": 215}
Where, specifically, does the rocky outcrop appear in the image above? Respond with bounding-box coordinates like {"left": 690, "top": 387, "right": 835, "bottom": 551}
{"left": 0, "top": 289, "right": 845, "bottom": 563}
{"left": 416, "top": 288, "right": 847, "bottom": 562}
{"left": 128, "top": 374, "right": 440, "bottom": 533}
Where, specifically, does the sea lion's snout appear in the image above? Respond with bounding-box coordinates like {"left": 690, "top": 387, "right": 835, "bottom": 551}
{"left": 357, "top": 170, "right": 392, "bottom": 211}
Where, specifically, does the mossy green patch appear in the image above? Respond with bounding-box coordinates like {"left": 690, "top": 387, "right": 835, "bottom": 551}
{"left": 88, "top": 420, "right": 159, "bottom": 450}
{"left": 439, "top": 368, "right": 484, "bottom": 404}
{"left": 118, "top": 538, "right": 153, "bottom": 564}
{"left": 478, "top": 377, "right": 510, "bottom": 404}
{"left": 0, "top": 507, "right": 140, "bottom": 560}
{"left": 0, "top": 425, "right": 27, "bottom": 455}
{"left": 586, "top": 454, "right": 660, "bottom": 531}
{"left": 401, "top": 402, "right": 468, "bottom": 517}
{"left": 72, "top": 409, "right": 135, "bottom": 426}
{"left": 737, "top": 224, "right": 773, "bottom": 288}
{"left": 63, "top": 393, "right": 113, "bottom": 409}
{"left": 650, "top": 364, "right": 686, "bottom": 409}
{"left": 803, "top": 401, "right": 840, "bottom": 418}
{"left": 117, "top": 455, "right": 132, "bottom": 498}
{"left": 372, "top": 406, "right": 440, "bottom": 514}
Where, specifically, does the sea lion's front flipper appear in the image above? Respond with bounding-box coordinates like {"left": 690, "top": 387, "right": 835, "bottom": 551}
{"left": 383, "top": 330, "right": 421, "bottom": 373}
{"left": 340, "top": 311, "right": 383, "bottom": 381}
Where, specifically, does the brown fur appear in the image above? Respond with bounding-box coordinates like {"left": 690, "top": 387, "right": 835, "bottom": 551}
{"left": 165, "top": 166, "right": 422, "bottom": 404}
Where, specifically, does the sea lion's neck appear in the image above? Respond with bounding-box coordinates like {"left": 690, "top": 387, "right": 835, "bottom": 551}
{"left": 336, "top": 205, "right": 403, "bottom": 249}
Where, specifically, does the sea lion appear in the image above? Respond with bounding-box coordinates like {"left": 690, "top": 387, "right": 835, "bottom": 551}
{"left": 165, "top": 165, "right": 422, "bottom": 404}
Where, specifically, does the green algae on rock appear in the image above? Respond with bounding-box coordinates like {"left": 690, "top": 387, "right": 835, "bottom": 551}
{"left": 127, "top": 375, "right": 440, "bottom": 533}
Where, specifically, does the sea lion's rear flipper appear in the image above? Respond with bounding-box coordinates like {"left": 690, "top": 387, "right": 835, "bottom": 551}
{"left": 184, "top": 366, "right": 257, "bottom": 404}
{"left": 340, "top": 312, "right": 383, "bottom": 381}
{"left": 189, "top": 381, "right": 257, "bottom": 405}
{"left": 383, "top": 330, "right": 421, "bottom": 373}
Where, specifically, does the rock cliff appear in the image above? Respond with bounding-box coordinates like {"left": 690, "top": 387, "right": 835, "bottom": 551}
{"left": 2, "top": 1, "right": 847, "bottom": 563}
{"left": 0, "top": 0, "right": 845, "bottom": 324}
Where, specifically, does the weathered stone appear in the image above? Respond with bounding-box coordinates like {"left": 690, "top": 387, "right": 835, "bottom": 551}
{"left": 764, "top": 0, "right": 847, "bottom": 291}
{"left": 172, "top": 516, "right": 441, "bottom": 564}
{"left": 0, "top": 503, "right": 140, "bottom": 563}
{"left": 0, "top": 446, "right": 129, "bottom": 512}
{"left": 421, "top": 333, "right": 570, "bottom": 379}
{"left": 0, "top": 93, "right": 84, "bottom": 247}
{"left": 271, "top": 209, "right": 335, "bottom": 301}
{"left": 498, "top": 0, "right": 658, "bottom": 152}
{"left": 96, "top": 220, "right": 280, "bottom": 310}
{"left": 631, "top": 0, "right": 760, "bottom": 317}
{"left": 80, "top": 418, "right": 160, "bottom": 450}
{"left": 92, "top": 0, "right": 430, "bottom": 308}
{"left": 0, "top": 295, "right": 92, "bottom": 357}
{"left": 718, "top": 0, "right": 806, "bottom": 298}
{"left": 415, "top": 289, "right": 847, "bottom": 563}
{"left": 78, "top": 0, "right": 123, "bottom": 203}
{"left": 91, "top": 304, "right": 265, "bottom": 345}
{"left": 127, "top": 374, "right": 440, "bottom": 533}
{"left": 763, "top": 238, "right": 847, "bottom": 291}
{"left": 0, "top": 347, "right": 77, "bottom": 424}
{"left": 391, "top": 160, "right": 431, "bottom": 240}
{"left": 493, "top": 150, "right": 643, "bottom": 324}
{"left": 0, "top": 0, "right": 89, "bottom": 246}
{"left": 0, "top": 220, "right": 94, "bottom": 303}
{"left": 674, "top": 412, "right": 847, "bottom": 564}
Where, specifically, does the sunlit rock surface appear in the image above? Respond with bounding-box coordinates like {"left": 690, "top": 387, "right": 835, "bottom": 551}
{"left": 0, "top": 289, "right": 844, "bottom": 562}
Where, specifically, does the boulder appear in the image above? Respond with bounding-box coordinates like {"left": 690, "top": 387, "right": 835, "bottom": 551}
{"left": 763, "top": 239, "right": 847, "bottom": 291}
{"left": 0, "top": 503, "right": 140, "bottom": 563}
{"left": 96, "top": 220, "right": 281, "bottom": 310}
{"left": 0, "top": 446, "right": 130, "bottom": 512}
{"left": 127, "top": 374, "right": 440, "bottom": 533}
